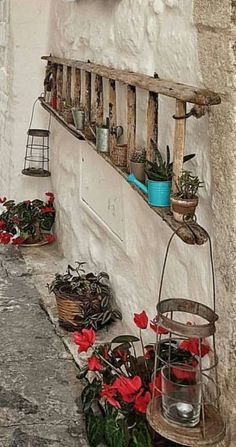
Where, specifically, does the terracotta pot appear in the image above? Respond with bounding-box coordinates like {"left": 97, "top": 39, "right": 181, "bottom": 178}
{"left": 129, "top": 161, "right": 145, "bottom": 183}
{"left": 171, "top": 196, "right": 198, "bottom": 222}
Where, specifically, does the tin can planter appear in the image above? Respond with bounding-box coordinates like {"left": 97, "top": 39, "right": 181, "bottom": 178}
{"left": 171, "top": 196, "right": 198, "bottom": 222}
{"left": 72, "top": 108, "right": 85, "bottom": 130}
{"left": 111, "top": 144, "right": 127, "bottom": 168}
{"left": 96, "top": 126, "right": 109, "bottom": 153}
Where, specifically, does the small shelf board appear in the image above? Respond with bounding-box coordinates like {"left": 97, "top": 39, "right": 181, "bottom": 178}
{"left": 39, "top": 97, "right": 209, "bottom": 246}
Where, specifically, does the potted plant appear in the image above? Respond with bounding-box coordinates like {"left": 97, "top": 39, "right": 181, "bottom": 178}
{"left": 73, "top": 310, "right": 207, "bottom": 447}
{"left": 48, "top": 262, "right": 122, "bottom": 332}
{"left": 128, "top": 145, "right": 195, "bottom": 207}
{"left": 63, "top": 99, "right": 73, "bottom": 124}
{"left": 0, "top": 192, "right": 55, "bottom": 246}
{"left": 129, "top": 149, "right": 146, "bottom": 183}
{"left": 171, "top": 170, "right": 204, "bottom": 222}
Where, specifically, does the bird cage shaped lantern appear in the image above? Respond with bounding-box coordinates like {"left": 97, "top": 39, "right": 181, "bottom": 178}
{"left": 147, "top": 232, "right": 225, "bottom": 446}
{"left": 22, "top": 98, "right": 51, "bottom": 177}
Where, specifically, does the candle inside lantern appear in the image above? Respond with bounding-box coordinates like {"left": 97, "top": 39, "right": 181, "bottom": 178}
{"left": 176, "top": 402, "right": 194, "bottom": 419}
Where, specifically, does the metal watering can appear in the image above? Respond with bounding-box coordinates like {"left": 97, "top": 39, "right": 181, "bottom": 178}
{"left": 127, "top": 173, "right": 171, "bottom": 207}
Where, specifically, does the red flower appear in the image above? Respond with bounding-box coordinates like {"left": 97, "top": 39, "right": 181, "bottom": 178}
{"left": 101, "top": 384, "right": 121, "bottom": 409}
{"left": 113, "top": 376, "right": 142, "bottom": 403}
{"left": 114, "top": 348, "right": 129, "bottom": 362}
{"left": 12, "top": 216, "right": 20, "bottom": 225}
{"left": 0, "top": 197, "right": 6, "bottom": 203}
{"left": 87, "top": 355, "right": 103, "bottom": 371}
{"left": 23, "top": 200, "right": 31, "bottom": 205}
{"left": 45, "top": 234, "right": 55, "bottom": 244}
{"left": 134, "top": 390, "right": 151, "bottom": 413}
{"left": 73, "top": 328, "right": 96, "bottom": 353}
{"left": 149, "top": 374, "right": 162, "bottom": 397}
{"left": 150, "top": 322, "right": 168, "bottom": 335}
{"left": 12, "top": 236, "right": 25, "bottom": 245}
{"left": 45, "top": 192, "right": 55, "bottom": 204}
{"left": 134, "top": 311, "right": 148, "bottom": 329}
{"left": 144, "top": 345, "right": 155, "bottom": 360}
{"left": 0, "top": 220, "right": 5, "bottom": 230}
{"left": 102, "top": 344, "right": 110, "bottom": 360}
{"left": 0, "top": 232, "right": 12, "bottom": 244}
{"left": 41, "top": 207, "right": 55, "bottom": 214}
{"left": 172, "top": 364, "right": 197, "bottom": 381}
{"left": 179, "top": 338, "right": 210, "bottom": 357}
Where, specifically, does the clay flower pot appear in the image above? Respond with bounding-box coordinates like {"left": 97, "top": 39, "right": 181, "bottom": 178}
{"left": 129, "top": 161, "right": 145, "bottom": 183}
{"left": 171, "top": 196, "right": 198, "bottom": 222}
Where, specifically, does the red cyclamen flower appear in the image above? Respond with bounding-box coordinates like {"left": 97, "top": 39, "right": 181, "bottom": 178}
{"left": 45, "top": 192, "right": 55, "bottom": 204}
{"left": 45, "top": 234, "right": 55, "bottom": 244}
{"left": 134, "top": 390, "right": 151, "bottom": 413}
{"left": 113, "top": 376, "right": 142, "bottom": 403}
{"left": 133, "top": 311, "right": 148, "bottom": 329}
{"left": 73, "top": 328, "right": 96, "bottom": 353}
{"left": 179, "top": 338, "right": 210, "bottom": 357}
{"left": 150, "top": 322, "right": 168, "bottom": 335}
{"left": 87, "top": 355, "right": 103, "bottom": 371}
{"left": 12, "top": 237, "right": 25, "bottom": 245}
{"left": 0, "top": 197, "right": 6, "bottom": 203}
{"left": 41, "top": 207, "right": 55, "bottom": 214}
{"left": 0, "top": 220, "right": 6, "bottom": 230}
{"left": 172, "top": 360, "right": 198, "bottom": 381}
{"left": 101, "top": 384, "right": 121, "bottom": 409}
{"left": 0, "top": 232, "right": 12, "bottom": 244}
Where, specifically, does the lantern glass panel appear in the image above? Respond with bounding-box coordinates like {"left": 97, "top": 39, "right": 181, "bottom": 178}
{"left": 161, "top": 363, "right": 201, "bottom": 427}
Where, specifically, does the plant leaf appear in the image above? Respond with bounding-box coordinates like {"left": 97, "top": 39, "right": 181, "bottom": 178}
{"left": 111, "top": 335, "right": 140, "bottom": 344}
{"left": 132, "top": 422, "right": 152, "bottom": 447}
{"left": 104, "top": 416, "right": 129, "bottom": 447}
{"left": 86, "top": 410, "right": 105, "bottom": 447}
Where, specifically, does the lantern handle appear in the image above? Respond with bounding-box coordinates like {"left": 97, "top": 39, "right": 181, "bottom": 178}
{"left": 157, "top": 226, "right": 216, "bottom": 312}
{"left": 28, "top": 96, "right": 51, "bottom": 132}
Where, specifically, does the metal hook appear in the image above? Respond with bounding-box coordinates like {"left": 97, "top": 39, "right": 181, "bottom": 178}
{"left": 173, "top": 105, "right": 208, "bottom": 120}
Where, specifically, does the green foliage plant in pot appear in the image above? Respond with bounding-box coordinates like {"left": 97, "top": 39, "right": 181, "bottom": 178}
{"left": 171, "top": 170, "right": 204, "bottom": 223}
{"left": 48, "top": 262, "right": 122, "bottom": 332}
{"left": 73, "top": 310, "right": 209, "bottom": 447}
{"left": 0, "top": 192, "right": 55, "bottom": 246}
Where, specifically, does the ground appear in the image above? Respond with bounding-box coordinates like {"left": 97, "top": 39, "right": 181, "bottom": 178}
{"left": 0, "top": 246, "right": 87, "bottom": 447}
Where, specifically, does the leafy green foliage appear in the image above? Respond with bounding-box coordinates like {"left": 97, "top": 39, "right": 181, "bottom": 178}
{"left": 145, "top": 141, "right": 195, "bottom": 181}
{"left": 86, "top": 410, "right": 105, "bottom": 447}
{"left": 104, "top": 417, "right": 129, "bottom": 447}
{"left": 174, "top": 170, "right": 204, "bottom": 199}
{"left": 132, "top": 422, "right": 152, "bottom": 447}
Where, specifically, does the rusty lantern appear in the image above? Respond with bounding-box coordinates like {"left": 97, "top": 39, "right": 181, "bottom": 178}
{"left": 22, "top": 98, "right": 51, "bottom": 177}
{"left": 147, "top": 231, "right": 225, "bottom": 446}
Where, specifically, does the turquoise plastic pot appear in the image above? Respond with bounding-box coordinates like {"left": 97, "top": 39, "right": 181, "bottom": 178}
{"left": 148, "top": 179, "right": 171, "bottom": 207}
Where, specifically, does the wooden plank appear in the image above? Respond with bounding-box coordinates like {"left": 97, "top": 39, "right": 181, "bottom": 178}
{"left": 85, "top": 71, "right": 92, "bottom": 123}
{"left": 95, "top": 74, "right": 103, "bottom": 125}
{"left": 56, "top": 64, "right": 63, "bottom": 111}
{"left": 74, "top": 68, "right": 81, "bottom": 106}
{"left": 127, "top": 85, "right": 136, "bottom": 161}
{"left": 147, "top": 91, "right": 158, "bottom": 162}
{"left": 172, "top": 100, "right": 186, "bottom": 193}
{"left": 42, "top": 56, "right": 221, "bottom": 106}
{"left": 66, "top": 66, "right": 72, "bottom": 104}
{"left": 39, "top": 95, "right": 209, "bottom": 246}
{"left": 109, "top": 79, "right": 117, "bottom": 153}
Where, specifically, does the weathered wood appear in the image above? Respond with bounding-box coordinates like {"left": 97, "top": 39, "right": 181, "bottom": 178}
{"left": 127, "top": 85, "right": 136, "bottom": 161}
{"left": 42, "top": 55, "right": 221, "bottom": 106}
{"left": 109, "top": 79, "right": 117, "bottom": 154}
{"left": 56, "top": 64, "right": 63, "bottom": 111}
{"left": 172, "top": 100, "right": 186, "bottom": 193}
{"left": 74, "top": 68, "right": 81, "bottom": 106}
{"left": 66, "top": 66, "right": 72, "bottom": 104}
{"left": 147, "top": 91, "right": 158, "bottom": 162}
{"left": 95, "top": 74, "right": 103, "bottom": 125}
{"left": 52, "top": 63, "right": 57, "bottom": 98}
{"left": 39, "top": 96, "right": 209, "bottom": 246}
{"left": 85, "top": 71, "right": 92, "bottom": 122}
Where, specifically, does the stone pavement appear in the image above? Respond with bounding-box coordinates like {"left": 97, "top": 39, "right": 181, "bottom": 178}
{"left": 0, "top": 246, "right": 87, "bottom": 447}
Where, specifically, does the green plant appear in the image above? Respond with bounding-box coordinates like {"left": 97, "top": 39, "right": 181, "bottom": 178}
{"left": 0, "top": 192, "right": 55, "bottom": 245}
{"left": 174, "top": 170, "right": 204, "bottom": 199}
{"left": 130, "top": 149, "right": 146, "bottom": 164}
{"left": 145, "top": 142, "right": 195, "bottom": 181}
{"left": 48, "top": 262, "right": 122, "bottom": 330}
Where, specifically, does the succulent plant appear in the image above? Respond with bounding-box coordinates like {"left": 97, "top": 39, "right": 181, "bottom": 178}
{"left": 174, "top": 170, "right": 204, "bottom": 199}
{"left": 130, "top": 149, "right": 146, "bottom": 163}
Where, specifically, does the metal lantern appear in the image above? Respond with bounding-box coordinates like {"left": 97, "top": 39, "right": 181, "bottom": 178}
{"left": 147, "top": 231, "right": 225, "bottom": 446}
{"left": 22, "top": 98, "right": 51, "bottom": 177}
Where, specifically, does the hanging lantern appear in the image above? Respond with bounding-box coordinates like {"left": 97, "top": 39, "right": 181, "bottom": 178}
{"left": 147, "top": 232, "right": 225, "bottom": 446}
{"left": 22, "top": 98, "right": 51, "bottom": 177}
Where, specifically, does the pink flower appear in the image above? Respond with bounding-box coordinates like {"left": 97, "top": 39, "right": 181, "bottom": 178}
{"left": 87, "top": 355, "right": 103, "bottom": 371}
{"left": 134, "top": 311, "right": 148, "bottom": 329}
{"left": 73, "top": 328, "right": 96, "bottom": 353}
{"left": 134, "top": 390, "right": 151, "bottom": 413}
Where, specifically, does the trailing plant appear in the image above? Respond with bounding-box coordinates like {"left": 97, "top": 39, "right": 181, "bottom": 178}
{"left": 173, "top": 170, "right": 204, "bottom": 199}
{"left": 130, "top": 149, "right": 146, "bottom": 164}
{"left": 145, "top": 142, "right": 195, "bottom": 181}
{"left": 0, "top": 192, "right": 55, "bottom": 245}
{"left": 74, "top": 311, "right": 210, "bottom": 447}
{"left": 48, "top": 262, "right": 122, "bottom": 330}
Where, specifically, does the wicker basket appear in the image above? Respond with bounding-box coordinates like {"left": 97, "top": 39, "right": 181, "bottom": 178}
{"left": 54, "top": 286, "right": 102, "bottom": 331}
{"left": 110, "top": 144, "right": 127, "bottom": 168}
